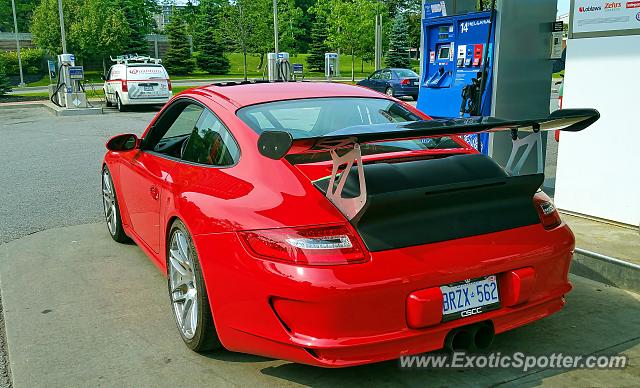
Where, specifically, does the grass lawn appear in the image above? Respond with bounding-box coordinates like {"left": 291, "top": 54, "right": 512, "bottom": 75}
{"left": 24, "top": 53, "right": 421, "bottom": 86}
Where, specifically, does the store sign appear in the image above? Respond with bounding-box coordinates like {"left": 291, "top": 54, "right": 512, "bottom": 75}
{"left": 424, "top": 1, "right": 447, "bottom": 19}
{"left": 572, "top": 0, "right": 640, "bottom": 35}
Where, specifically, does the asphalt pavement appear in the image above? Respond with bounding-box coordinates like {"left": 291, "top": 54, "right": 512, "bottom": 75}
{"left": 0, "top": 106, "right": 157, "bottom": 244}
{"left": 0, "top": 105, "right": 156, "bottom": 388}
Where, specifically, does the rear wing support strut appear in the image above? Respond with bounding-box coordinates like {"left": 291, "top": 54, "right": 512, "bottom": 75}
{"left": 504, "top": 129, "right": 543, "bottom": 176}
{"left": 326, "top": 144, "right": 367, "bottom": 220}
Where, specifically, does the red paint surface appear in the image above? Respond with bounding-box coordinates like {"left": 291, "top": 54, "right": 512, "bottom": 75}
{"left": 103, "top": 82, "right": 575, "bottom": 367}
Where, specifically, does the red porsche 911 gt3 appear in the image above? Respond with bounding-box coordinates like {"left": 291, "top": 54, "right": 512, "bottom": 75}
{"left": 101, "top": 81, "right": 598, "bottom": 367}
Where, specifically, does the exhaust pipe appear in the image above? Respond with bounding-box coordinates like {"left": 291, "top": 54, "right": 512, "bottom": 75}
{"left": 445, "top": 322, "right": 495, "bottom": 352}
{"left": 472, "top": 323, "right": 495, "bottom": 351}
{"left": 444, "top": 329, "right": 473, "bottom": 352}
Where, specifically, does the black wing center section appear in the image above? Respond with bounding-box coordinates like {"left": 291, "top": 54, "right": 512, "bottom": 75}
{"left": 314, "top": 154, "right": 543, "bottom": 252}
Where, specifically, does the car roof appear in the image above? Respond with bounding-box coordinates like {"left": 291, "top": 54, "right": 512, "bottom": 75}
{"left": 199, "top": 82, "right": 385, "bottom": 108}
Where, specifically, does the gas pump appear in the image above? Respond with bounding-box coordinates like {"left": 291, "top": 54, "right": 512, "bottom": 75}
{"left": 417, "top": 0, "right": 558, "bottom": 175}
{"left": 417, "top": 10, "right": 495, "bottom": 152}
{"left": 324, "top": 53, "right": 340, "bottom": 80}
{"left": 50, "top": 53, "right": 87, "bottom": 109}
{"left": 267, "top": 52, "right": 293, "bottom": 81}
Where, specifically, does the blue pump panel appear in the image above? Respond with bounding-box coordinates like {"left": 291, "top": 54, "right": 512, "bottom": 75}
{"left": 416, "top": 11, "right": 495, "bottom": 153}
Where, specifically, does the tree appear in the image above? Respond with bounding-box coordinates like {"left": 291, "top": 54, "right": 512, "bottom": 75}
{"left": 194, "top": 0, "right": 229, "bottom": 74}
{"left": 386, "top": 13, "right": 410, "bottom": 68}
{"left": 30, "top": 0, "right": 152, "bottom": 64}
{"left": 0, "top": 56, "right": 11, "bottom": 97}
{"left": 163, "top": 10, "right": 195, "bottom": 75}
{"left": 31, "top": 0, "right": 82, "bottom": 54}
{"left": 69, "top": 0, "right": 130, "bottom": 60}
{"left": 307, "top": 13, "right": 328, "bottom": 72}
{"left": 115, "top": 0, "right": 158, "bottom": 55}
{"left": 220, "top": 0, "right": 273, "bottom": 77}
{"left": 324, "top": 0, "right": 376, "bottom": 81}
{"left": 406, "top": 11, "right": 421, "bottom": 58}
{"left": 0, "top": 0, "right": 39, "bottom": 33}
{"left": 181, "top": 0, "right": 199, "bottom": 37}
{"left": 293, "top": 0, "right": 317, "bottom": 53}
{"left": 277, "top": 0, "right": 305, "bottom": 55}
{"left": 220, "top": 0, "right": 304, "bottom": 75}
{"left": 385, "top": 0, "right": 420, "bottom": 18}
{"left": 220, "top": 0, "right": 251, "bottom": 80}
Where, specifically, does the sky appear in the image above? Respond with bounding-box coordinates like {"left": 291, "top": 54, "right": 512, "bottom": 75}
{"left": 558, "top": 0, "right": 571, "bottom": 15}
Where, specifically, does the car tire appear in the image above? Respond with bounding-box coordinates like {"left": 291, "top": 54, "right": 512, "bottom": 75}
{"left": 385, "top": 87, "right": 394, "bottom": 97}
{"left": 116, "top": 94, "right": 125, "bottom": 112}
{"left": 105, "top": 93, "right": 112, "bottom": 107}
{"left": 167, "top": 219, "right": 222, "bottom": 353}
{"left": 102, "top": 166, "right": 130, "bottom": 243}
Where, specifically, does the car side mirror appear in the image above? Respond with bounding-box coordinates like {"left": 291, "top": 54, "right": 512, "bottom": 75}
{"left": 106, "top": 133, "right": 139, "bottom": 151}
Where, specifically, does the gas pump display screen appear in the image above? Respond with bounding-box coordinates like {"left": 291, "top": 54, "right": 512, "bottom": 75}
{"left": 437, "top": 46, "right": 450, "bottom": 60}
{"left": 438, "top": 26, "right": 451, "bottom": 39}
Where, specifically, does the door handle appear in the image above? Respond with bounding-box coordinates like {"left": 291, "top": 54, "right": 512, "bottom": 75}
{"left": 149, "top": 186, "right": 159, "bottom": 200}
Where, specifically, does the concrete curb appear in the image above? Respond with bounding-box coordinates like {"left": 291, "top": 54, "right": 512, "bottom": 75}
{"left": 570, "top": 248, "right": 640, "bottom": 294}
{"left": 0, "top": 101, "right": 47, "bottom": 109}
{"left": 42, "top": 102, "right": 103, "bottom": 116}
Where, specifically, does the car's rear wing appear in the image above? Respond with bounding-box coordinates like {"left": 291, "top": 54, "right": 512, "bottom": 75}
{"left": 257, "top": 108, "right": 599, "bottom": 220}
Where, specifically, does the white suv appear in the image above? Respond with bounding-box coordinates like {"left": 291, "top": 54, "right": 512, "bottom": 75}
{"left": 103, "top": 57, "right": 172, "bottom": 111}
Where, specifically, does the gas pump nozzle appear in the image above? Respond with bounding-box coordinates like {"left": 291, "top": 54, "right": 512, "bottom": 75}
{"left": 459, "top": 72, "right": 483, "bottom": 117}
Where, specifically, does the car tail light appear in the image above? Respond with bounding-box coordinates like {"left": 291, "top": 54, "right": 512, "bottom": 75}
{"left": 121, "top": 80, "right": 128, "bottom": 92}
{"left": 400, "top": 79, "right": 410, "bottom": 85}
{"left": 533, "top": 192, "right": 562, "bottom": 230}
{"left": 167, "top": 79, "right": 172, "bottom": 91}
{"left": 238, "top": 224, "right": 367, "bottom": 265}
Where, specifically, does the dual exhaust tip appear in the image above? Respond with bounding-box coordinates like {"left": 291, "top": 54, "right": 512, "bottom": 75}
{"left": 444, "top": 322, "right": 495, "bottom": 352}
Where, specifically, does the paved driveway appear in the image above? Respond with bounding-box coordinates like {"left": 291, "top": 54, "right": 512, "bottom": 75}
{"left": 0, "top": 105, "right": 637, "bottom": 387}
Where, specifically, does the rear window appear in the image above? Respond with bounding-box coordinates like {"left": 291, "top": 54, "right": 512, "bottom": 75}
{"left": 126, "top": 65, "right": 168, "bottom": 80}
{"left": 236, "top": 97, "right": 461, "bottom": 162}
{"left": 394, "top": 69, "right": 419, "bottom": 78}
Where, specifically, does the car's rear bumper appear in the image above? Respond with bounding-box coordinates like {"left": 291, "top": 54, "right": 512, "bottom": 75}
{"left": 121, "top": 93, "right": 172, "bottom": 105}
{"left": 194, "top": 222, "right": 574, "bottom": 367}
{"left": 394, "top": 85, "right": 419, "bottom": 97}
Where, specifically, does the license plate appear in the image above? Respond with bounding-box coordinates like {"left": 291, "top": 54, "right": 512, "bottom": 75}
{"left": 143, "top": 85, "right": 154, "bottom": 91}
{"left": 441, "top": 275, "right": 500, "bottom": 322}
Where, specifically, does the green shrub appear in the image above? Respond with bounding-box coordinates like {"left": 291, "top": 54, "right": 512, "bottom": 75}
{"left": 0, "top": 56, "right": 11, "bottom": 96}
{"left": 1, "top": 48, "right": 46, "bottom": 75}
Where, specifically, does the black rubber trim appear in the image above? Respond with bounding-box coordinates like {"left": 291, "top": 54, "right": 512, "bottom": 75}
{"left": 315, "top": 154, "right": 543, "bottom": 252}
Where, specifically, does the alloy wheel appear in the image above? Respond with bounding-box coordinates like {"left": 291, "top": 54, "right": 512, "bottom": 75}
{"left": 102, "top": 169, "right": 117, "bottom": 236}
{"left": 168, "top": 230, "right": 199, "bottom": 340}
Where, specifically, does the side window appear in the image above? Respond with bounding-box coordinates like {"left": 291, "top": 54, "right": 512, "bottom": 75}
{"left": 162, "top": 104, "right": 204, "bottom": 139}
{"left": 371, "top": 71, "right": 381, "bottom": 80}
{"left": 150, "top": 103, "right": 204, "bottom": 158}
{"left": 106, "top": 67, "right": 113, "bottom": 80}
{"left": 382, "top": 70, "right": 392, "bottom": 80}
{"left": 181, "top": 109, "right": 239, "bottom": 166}
{"left": 110, "top": 66, "right": 122, "bottom": 81}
